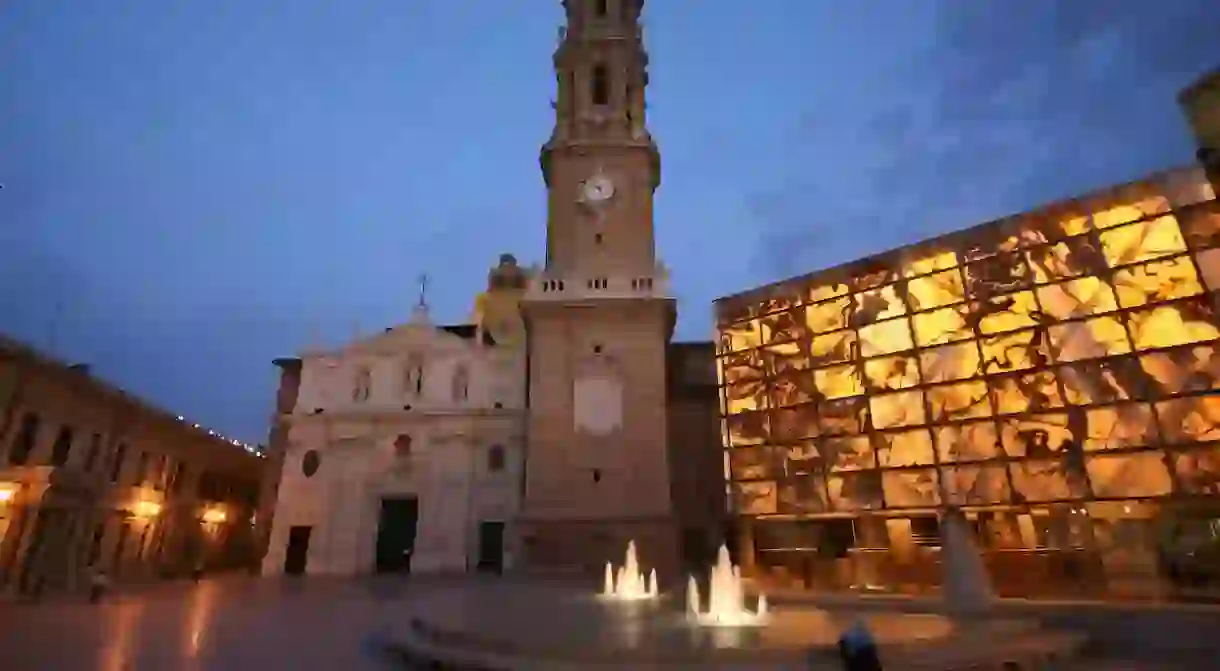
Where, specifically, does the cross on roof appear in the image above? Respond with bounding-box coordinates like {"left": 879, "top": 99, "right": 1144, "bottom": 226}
{"left": 417, "top": 273, "right": 429, "bottom": 309}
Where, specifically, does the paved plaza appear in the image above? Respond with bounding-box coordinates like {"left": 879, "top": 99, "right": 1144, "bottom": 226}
{"left": 0, "top": 575, "right": 1212, "bottom": 670}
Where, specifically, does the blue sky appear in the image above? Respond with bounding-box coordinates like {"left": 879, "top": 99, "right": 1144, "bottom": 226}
{"left": 1, "top": 1, "right": 1215, "bottom": 444}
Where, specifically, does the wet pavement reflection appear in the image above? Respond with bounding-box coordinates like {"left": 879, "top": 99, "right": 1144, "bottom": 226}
{"left": 0, "top": 576, "right": 413, "bottom": 671}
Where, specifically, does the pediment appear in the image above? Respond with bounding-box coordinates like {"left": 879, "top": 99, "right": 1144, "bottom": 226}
{"left": 348, "top": 323, "right": 471, "bottom": 355}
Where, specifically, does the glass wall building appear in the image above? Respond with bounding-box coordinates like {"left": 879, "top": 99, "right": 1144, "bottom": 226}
{"left": 714, "top": 166, "right": 1220, "bottom": 597}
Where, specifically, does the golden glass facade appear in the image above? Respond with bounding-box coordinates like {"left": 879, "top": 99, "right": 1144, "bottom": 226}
{"left": 716, "top": 167, "right": 1220, "bottom": 528}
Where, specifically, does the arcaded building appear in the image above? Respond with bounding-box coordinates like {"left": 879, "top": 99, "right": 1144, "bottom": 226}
{"left": 0, "top": 335, "right": 266, "bottom": 597}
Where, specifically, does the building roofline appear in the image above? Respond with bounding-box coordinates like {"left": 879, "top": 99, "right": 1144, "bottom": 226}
{"left": 0, "top": 334, "right": 262, "bottom": 458}
{"left": 714, "top": 163, "right": 1211, "bottom": 308}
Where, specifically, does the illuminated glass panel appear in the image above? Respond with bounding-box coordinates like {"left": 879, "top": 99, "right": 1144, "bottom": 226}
{"left": 1112, "top": 255, "right": 1204, "bottom": 308}
{"left": 1090, "top": 193, "right": 1170, "bottom": 229}
{"left": 882, "top": 469, "right": 940, "bottom": 508}
{"left": 718, "top": 320, "right": 761, "bottom": 353}
{"left": 764, "top": 341, "right": 809, "bottom": 377}
{"left": 1026, "top": 236, "right": 1106, "bottom": 284}
{"left": 733, "top": 481, "right": 777, "bottom": 515}
{"left": 997, "top": 414, "right": 1080, "bottom": 457}
{"left": 1126, "top": 298, "right": 1220, "bottom": 351}
{"left": 981, "top": 329, "right": 1051, "bottom": 373}
{"left": 814, "top": 364, "right": 863, "bottom": 400}
{"left": 826, "top": 471, "right": 883, "bottom": 510}
{"left": 805, "top": 296, "right": 852, "bottom": 335}
{"left": 1139, "top": 344, "right": 1220, "bottom": 398}
{"left": 989, "top": 370, "right": 1063, "bottom": 415}
{"left": 943, "top": 463, "right": 1011, "bottom": 504}
{"left": 965, "top": 253, "right": 1031, "bottom": 298}
{"left": 1009, "top": 460, "right": 1085, "bottom": 501}
{"left": 935, "top": 420, "right": 1000, "bottom": 463}
{"left": 927, "top": 381, "right": 992, "bottom": 422}
{"left": 724, "top": 383, "right": 766, "bottom": 414}
{"left": 771, "top": 404, "right": 819, "bottom": 442}
{"left": 760, "top": 309, "right": 804, "bottom": 345}
{"left": 1171, "top": 445, "right": 1220, "bottom": 495}
{"left": 921, "top": 341, "right": 982, "bottom": 383}
{"left": 823, "top": 434, "right": 875, "bottom": 472}
{"left": 808, "top": 280, "right": 850, "bottom": 304}
{"left": 1086, "top": 452, "right": 1173, "bottom": 498}
{"left": 729, "top": 446, "right": 782, "bottom": 480}
{"left": 1059, "top": 358, "right": 1151, "bottom": 405}
{"left": 770, "top": 370, "right": 816, "bottom": 408}
{"left": 1156, "top": 396, "right": 1220, "bottom": 444}
{"left": 906, "top": 269, "right": 965, "bottom": 311}
{"left": 863, "top": 355, "right": 921, "bottom": 391}
{"left": 870, "top": 390, "right": 926, "bottom": 429}
{"left": 1049, "top": 316, "right": 1131, "bottom": 362}
{"left": 777, "top": 475, "right": 831, "bottom": 513}
{"left": 1036, "top": 277, "right": 1118, "bottom": 320}
{"left": 809, "top": 330, "right": 857, "bottom": 367}
{"left": 854, "top": 284, "right": 906, "bottom": 325}
{"left": 783, "top": 440, "right": 822, "bottom": 475}
{"left": 858, "top": 317, "right": 914, "bottom": 358}
{"left": 977, "top": 290, "right": 1043, "bottom": 334}
{"left": 1082, "top": 403, "right": 1158, "bottom": 451}
{"left": 818, "top": 397, "right": 867, "bottom": 436}
{"left": 1098, "top": 216, "right": 1188, "bottom": 267}
{"left": 903, "top": 249, "right": 959, "bottom": 277}
{"left": 912, "top": 304, "right": 973, "bottom": 347}
{"left": 874, "top": 429, "right": 935, "bottom": 467}
{"left": 724, "top": 411, "right": 768, "bottom": 446}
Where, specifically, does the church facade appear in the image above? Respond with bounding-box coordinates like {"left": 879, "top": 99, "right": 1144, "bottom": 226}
{"left": 261, "top": 258, "right": 529, "bottom": 576}
{"left": 258, "top": 1, "right": 728, "bottom": 580}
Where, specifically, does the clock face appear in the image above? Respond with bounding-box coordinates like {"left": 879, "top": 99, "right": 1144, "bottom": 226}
{"left": 581, "top": 174, "right": 615, "bottom": 203}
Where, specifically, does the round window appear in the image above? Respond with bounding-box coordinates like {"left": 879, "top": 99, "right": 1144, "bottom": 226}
{"left": 302, "top": 450, "right": 320, "bottom": 477}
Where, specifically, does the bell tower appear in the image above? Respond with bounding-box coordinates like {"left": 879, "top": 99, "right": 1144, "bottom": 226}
{"left": 540, "top": 0, "right": 661, "bottom": 280}
{"left": 518, "top": 0, "right": 678, "bottom": 579}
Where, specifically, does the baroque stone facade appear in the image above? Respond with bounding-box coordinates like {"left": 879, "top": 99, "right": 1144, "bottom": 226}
{"left": 261, "top": 263, "right": 527, "bottom": 577}
{"left": 0, "top": 336, "right": 264, "bottom": 597}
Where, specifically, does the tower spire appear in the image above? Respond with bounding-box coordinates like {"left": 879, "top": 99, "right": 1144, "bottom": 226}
{"left": 545, "top": 0, "right": 655, "bottom": 181}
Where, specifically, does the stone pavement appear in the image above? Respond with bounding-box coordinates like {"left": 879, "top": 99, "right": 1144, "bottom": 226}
{"left": 0, "top": 574, "right": 1214, "bottom": 670}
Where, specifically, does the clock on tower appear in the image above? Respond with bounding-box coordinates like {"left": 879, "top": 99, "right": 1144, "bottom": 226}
{"left": 517, "top": 0, "right": 680, "bottom": 581}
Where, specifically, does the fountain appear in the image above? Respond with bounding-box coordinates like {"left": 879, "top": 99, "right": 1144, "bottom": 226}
{"left": 687, "top": 544, "right": 768, "bottom": 627}
{"left": 601, "top": 540, "right": 658, "bottom": 601}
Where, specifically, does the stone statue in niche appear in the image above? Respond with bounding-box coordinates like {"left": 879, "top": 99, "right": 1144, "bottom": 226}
{"left": 403, "top": 354, "right": 425, "bottom": 398}
{"left": 451, "top": 365, "right": 470, "bottom": 402}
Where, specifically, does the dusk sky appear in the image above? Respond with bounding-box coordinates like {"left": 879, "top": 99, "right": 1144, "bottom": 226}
{"left": 1, "top": 1, "right": 1216, "bottom": 445}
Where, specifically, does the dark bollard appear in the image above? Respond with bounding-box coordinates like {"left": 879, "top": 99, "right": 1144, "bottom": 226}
{"left": 836, "top": 619, "right": 883, "bottom": 671}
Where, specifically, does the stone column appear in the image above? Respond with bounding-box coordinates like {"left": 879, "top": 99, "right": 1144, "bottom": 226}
{"left": 939, "top": 507, "right": 994, "bottom": 617}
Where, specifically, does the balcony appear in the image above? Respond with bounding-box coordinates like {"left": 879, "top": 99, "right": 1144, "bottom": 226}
{"left": 525, "top": 265, "right": 671, "bottom": 302}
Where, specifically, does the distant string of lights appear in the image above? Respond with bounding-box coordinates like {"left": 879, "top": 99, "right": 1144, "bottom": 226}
{"left": 175, "top": 415, "right": 266, "bottom": 458}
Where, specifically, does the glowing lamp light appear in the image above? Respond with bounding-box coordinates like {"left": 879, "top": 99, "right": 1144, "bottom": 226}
{"left": 201, "top": 507, "right": 227, "bottom": 524}
{"left": 131, "top": 500, "right": 162, "bottom": 518}
{"left": 0, "top": 484, "right": 18, "bottom": 505}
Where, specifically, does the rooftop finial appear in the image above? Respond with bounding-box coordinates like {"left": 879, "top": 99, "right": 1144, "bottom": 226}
{"left": 417, "top": 273, "right": 430, "bottom": 309}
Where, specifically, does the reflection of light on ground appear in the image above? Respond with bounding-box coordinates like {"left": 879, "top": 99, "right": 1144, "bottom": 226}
{"left": 102, "top": 602, "right": 145, "bottom": 671}
{"left": 185, "top": 581, "right": 219, "bottom": 657}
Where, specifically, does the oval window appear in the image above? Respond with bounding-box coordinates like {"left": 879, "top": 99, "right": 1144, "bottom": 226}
{"left": 302, "top": 450, "right": 320, "bottom": 477}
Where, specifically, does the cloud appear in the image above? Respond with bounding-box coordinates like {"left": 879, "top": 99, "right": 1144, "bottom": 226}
{"left": 749, "top": 0, "right": 1218, "bottom": 281}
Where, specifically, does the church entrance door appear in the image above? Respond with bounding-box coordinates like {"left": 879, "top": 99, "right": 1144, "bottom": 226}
{"left": 283, "top": 526, "right": 312, "bottom": 575}
{"left": 477, "top": 521, "right": 505, "bottom": 573}
{"left": 375, "top": 497, "right": 418, "bottom": 574}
